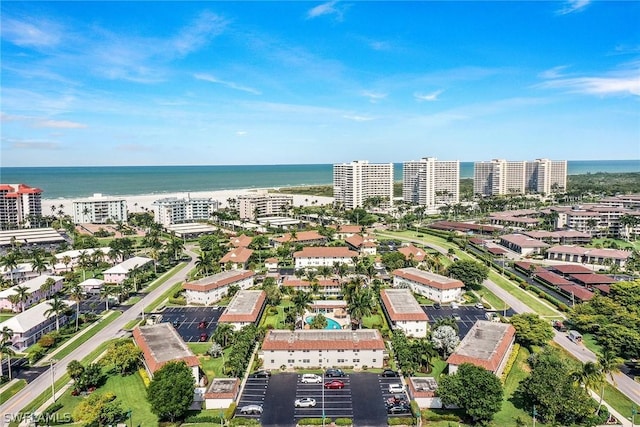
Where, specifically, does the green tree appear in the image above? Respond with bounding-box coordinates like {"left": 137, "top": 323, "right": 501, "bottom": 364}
{"left": 68, "top": 283, "right": 85, "bottom": 332}
{"left": 13, "top": 285, "right": 31, "bottom": 312}
{"left": 44, "top": 295, "right": 68, "bottom": 331}
{"left": 446, "top": 260, "right": 489, "bottom": 291}
{"left": 309, "top": 313, "right": 328, "bottom": 329}
{"left": 72, "top": 392, "right": 126, "bottom": 427}
{"left": 509, "top": 313, "right": 554, "bottom": 348}
{"left": 147, "top": 361, "right": 195, "bottom": 422}
{"left": 0, "top": 326, "right": 14, "bottom": 378}
{"left": 596, "top": 350, "right": 623, "bottom": 414}
{"left": 67, "top": 359, "right": 85, "bottom": 385}
{"left": 291, "top": 290, "right": 313, "bottom": 318}
{"left": 102, "top": 340, "right": 142, "bottom": 375}
{"left": 437, "top": 363, "right": 504, "bottom": 424}
{"left": 347, "top": 287, "right": 375, "bottom": 329}
{"left": 431, "top": 325, "right": 460, "bottom": 358}
{"left": 212, "top": 322, "right": 236, "bottom": 348}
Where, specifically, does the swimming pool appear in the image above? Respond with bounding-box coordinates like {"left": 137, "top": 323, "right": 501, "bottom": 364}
{"left": 305, "top": 315, "right": 342, "bottom": 330}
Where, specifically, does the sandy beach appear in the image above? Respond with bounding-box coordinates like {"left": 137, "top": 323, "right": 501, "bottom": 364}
{"left": 42, "top": 188, "right": 334, "bottom": 217}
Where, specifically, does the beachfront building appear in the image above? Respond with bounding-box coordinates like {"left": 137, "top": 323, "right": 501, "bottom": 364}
{"left": 380, "top": 289, "right": 429, "bottom": 338}
{"left": 333, "top": 160, "right": 394, "bottom": 209}
{"left": 474, "top": 158, "right": 566, "bottom": 196}
{"left": 237, "top": 193, "right": 293, "bottom": 220}
{"left": 0, "top": 274, "right": 64, "bottom": 312}
{"left": 447, "top": 321, "right": 516, "bottom": 376}
{"left": 183, "top": 270, "right": 254, "bottom": 305}
{"left": 0, "top": 299, "right": 76, "bottom": 350}
{"left": 152, "top": 196, "right": 219, "bottom": 226}
{"left": 218, "top": 290, "right": 267, "bottom": 331}
{"left": 72, "top": 194, "right": 127, "bottom": 224}
{"left": 259, "top": 329, "right": 386, "bottom": 370}
{"left": 293, "top": 247, "right": 358, "bottom": 269}
{"left": 0, "top": 184, "right": 43, "bottom": 230}
{"left": 102, "top": 256, "right": 153, "bottom": 284}
{"left": 392, "top": 267, "right": 464, "bottom": 303}
{"left": 403, "top": 157, "right": 460, "bottom": 210}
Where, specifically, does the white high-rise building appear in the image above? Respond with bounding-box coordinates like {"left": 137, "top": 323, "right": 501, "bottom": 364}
{"left": 73, "top": 194, "right": 127, "bottom": 224}
{"left": 237, "top": 193, "right": 293, "bottom": 220}
{"left": 153, "top": 196, "right": 219, "bottom": 226}
{"left": 474, "top": 158, "right": 566, "bottom": 196}
{"left": 403, "top": 157, "right": 459, "bottom": 209}
{"left": 333, "top": 160, "right": 394, "bottom": 209}
{"left": 0, "top": 184, "right": 43, "bottom": 229}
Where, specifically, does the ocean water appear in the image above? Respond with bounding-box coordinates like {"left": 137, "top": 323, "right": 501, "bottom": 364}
{"left": 0, "top": 160, "right": 638, "bottom": 200}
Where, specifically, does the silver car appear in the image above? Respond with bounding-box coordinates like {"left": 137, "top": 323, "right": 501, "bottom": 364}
{"left": 301, "top": 373, "right": 322, "bottom": 383}
{"left": 295, "top": 397, "right": 317, "bottom": 408}
{"left": 239, "top": 404, "right": 263, "bottom": 415}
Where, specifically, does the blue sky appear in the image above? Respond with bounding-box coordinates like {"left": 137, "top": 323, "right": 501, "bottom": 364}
{"left": 1, "top": 1, "right": 639, "bottom": 167}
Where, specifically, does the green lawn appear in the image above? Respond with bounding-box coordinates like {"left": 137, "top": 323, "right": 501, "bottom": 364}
{"left": 48, "top": 311, "right": 121, "bottom": 361}
{"left": 51, "top": 369, "right": 157, "bottom": 426}
{"left": 259, "top": 301, "right": 293, "bottom": 329}
{"left": 142, "top": 262, "right": 186, "bottom": 293}
{"left": 361, "top": 312, "right": 387, "bottom": 330}
{"left": 0, "top": 313, "right": 14, "bottom": 322}
{"left": 487, "top": 271, "right": 560, "bottom": 317}
{"left": 581, "top": 333, "right": 603, "bottom": 356}
{"left": 144, "top": 280, "right": 185, "bottom": 313}
{"left": 0, "top": 379, "right": 26, "bottom": 403}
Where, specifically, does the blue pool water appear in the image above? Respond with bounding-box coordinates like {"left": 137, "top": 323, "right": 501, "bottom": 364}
{"left": 305, "top": 316, "right": 342, "bottom": 330}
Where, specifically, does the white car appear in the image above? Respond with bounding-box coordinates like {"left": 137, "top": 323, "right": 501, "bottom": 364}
{"left": 451, "top": 302, "right": 459, "bottom": 309}
{"left": 388, "top": 383, "right": 406, "bottom": 393}
{"left": 295, "top": 397, "right": 317, "bottom": 408}
{"left": 239, "top": 404, "right": 263, "bottom": 415}
{"left": 301, "top": 373, "right": 322, "bottom": 384}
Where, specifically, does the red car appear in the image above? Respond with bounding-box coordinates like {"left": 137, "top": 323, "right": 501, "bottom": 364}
{"left": 324, "top": 380, "right": 345, "bottom": 389}
{"left": 199, "top": 333, "right": 208, "bottom": 342}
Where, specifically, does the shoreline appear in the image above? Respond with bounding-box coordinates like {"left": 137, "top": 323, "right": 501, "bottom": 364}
{"left": 42, "top": 188, "right": 335, "bottom": 217}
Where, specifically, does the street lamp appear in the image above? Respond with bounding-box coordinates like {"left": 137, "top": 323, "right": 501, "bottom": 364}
{"left": 631, "top": 404, "right": 637, "bottom": 427}
{"left": 50, "top": 358, "right": 58, "bottom": 402}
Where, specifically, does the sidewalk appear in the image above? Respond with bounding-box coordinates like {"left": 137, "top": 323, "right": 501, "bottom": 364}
{"left": 590, "top": 390, "right": 634, "bottom": 427}
{"left": 36, "top": 315, "right": 107, "bottom": 367}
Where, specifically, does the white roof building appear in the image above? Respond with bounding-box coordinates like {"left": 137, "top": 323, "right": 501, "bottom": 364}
{"left": 103, "top": 256, "right": 153, "bottom": 284}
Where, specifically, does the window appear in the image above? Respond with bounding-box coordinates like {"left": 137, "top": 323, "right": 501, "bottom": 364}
{"left": 353, "top": 359, "right": 360, "bottom": 363}
{"left": 270, "top": 360, "right": 274, "bottom": 364}
{"left": 303, "top": 359, "right": 310, "bottom": 363}
{"left": 372, "top": 359, "right": 376, "bottom": 363}
{"left": 288, "top": 359, "right": 294, "bottom": 364}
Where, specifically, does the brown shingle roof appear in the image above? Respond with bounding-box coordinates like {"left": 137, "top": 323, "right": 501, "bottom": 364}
{"left": 551, "top": 264, "right": 593, "bottom": 275}
{"left": 569, "top": 273, "right": 617, "bottom": 285}
{"left": 558, "top": 284, "right": 594, "bottom": 301}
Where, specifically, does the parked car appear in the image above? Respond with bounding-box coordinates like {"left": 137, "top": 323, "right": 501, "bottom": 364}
{"left": 475, "top": 302, "right": 484, "bottom": 309}
{"left": 239, "top": 404, "right": 263, "bottom": 415}
{"left": 250, "top": 370, "right": 271, "bottom": 378}
{"left": 198, "top": 321, "right": 207, "bottom": 329}
{"left": 451, "top": 314, "right": 462, "bottom": 321}
{"left": 294, "top": 397, "right": 317, "bottom": 408}
{"left": 325, "top": 368, "right": 345, "bottom": 377}
{"left": 552, "top": 320, "right": 567, "bottom": 332}
{"left": 387, "top": 404, "right": 411, "bottom": 414}
{"left": 301, "top": 373, "right": 322, "bottom": 383}
{"left": 381, "top": 369, "right": 399, "bottom": 377}
{"left": 172, "top": 320, "right": 180, "bottom": 327}
{"left": 386, "top": 394, "right": 408, "bottom": 406}
{"left": 388, "top": 383, "right": 405, "bottom": 393}
{"left": 433, "top": 302, "right": 441, "bottom": 309}
{"left": 324, "top": 380, "right": 345, "bottom": 389}
{"left": 451, "top": 302, "right": 459, "bottom": 309}
{"left": 199, "top": 333, "right": 208, "bottom": 342}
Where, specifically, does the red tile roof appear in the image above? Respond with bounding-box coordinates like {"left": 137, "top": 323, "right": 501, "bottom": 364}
{"left": 219, "top": 290, "right": 266, "bottom": 323}
{"left": 183, "top": 270, "right": 254, "bottom": 292}
{"left": 551, "top": 264, "right": 594, "bottom": 274}
{"left": 397, "top": 245, "right": 426, "bottom": 262}
{"left": 558, "top": 284, "right": 594, "bottom": 301}
{"left": 220, "top": 247, "right": 254, "bottom": 264}
{"left": 446, "top": 322, "right": 515, "bottom": 373}
{"left": 534, "top": 271, "right": 573, "bottom": 286}
{"left": 230, "top": 235, "right": 253, "bottom": 248}
{"left": 392, "top": 268, "right": 464, "bottom": 290}
{"left": 569, "top": 273, "right": 617, "bottom": 285}
{"left": 513, "top": 261, "right": 546, "bottom": 274}
{"left": 133, "top": 324, "right": 200, "bottom": 374}
{"left": 273, "top": 230, "right": 326, "bottom": 244}
{"left": 380, "top": 289, "right": 429, "bottom": 321}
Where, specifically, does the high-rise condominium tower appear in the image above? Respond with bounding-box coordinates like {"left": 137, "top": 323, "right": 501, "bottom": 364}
{"left": 403, "top": 157, "right": 460, "bottom": 209}
{"left": 0, "top": 183, "right": 43, "bottom": 229}
{"left": 333, "top": 160, "right": 394, "bottom": 209}
{"left": 474, "top": 158, "right": 567, "bottom": 196}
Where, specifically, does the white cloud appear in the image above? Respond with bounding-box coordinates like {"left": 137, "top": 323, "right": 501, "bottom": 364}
{"left": 556, "top": 0, "right": 590, "bottom": 15}
{"left": 369, "top": 40, "right": 391, "bottom": 51}
{"left": 35, "top": 119, "right": 87, "bottom": 129}
{"left": 538, "top": 65, "right": 570, "bottom": 79}
{"left": 343, "top": 114, "right": 374, "bottom": 122}
{"left": 361, "top": 90, "right": 387, "bottom": 103}
{"left": 537, "top": 63, "right": 640, "bottom": 96}
{"left": 307, "top": 1, "right": 345, "bottom": 20}
{"left": 414, "top": 90, "right": 444, "bottom": 102}
{"left": 1, "top": 17, "right": 62, "bottom": 48}
{"left": 169, "top": 11, "right": 228, "bottom": 57}
{"left": 194, "top": 73, "right": 261, "bottom": 95}
{"left": 236, "top": 131, "right": 247, "bottom": 136}
{"left": 4, "top": 139, "right": 61, "bottom": 150}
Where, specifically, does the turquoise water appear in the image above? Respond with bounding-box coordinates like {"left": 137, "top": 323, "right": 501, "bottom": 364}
{"left": 305, "top": 316, "right": 342, "bottom": 330}
{"left": 0, "top": 160, "right": 637, "bottom": 200}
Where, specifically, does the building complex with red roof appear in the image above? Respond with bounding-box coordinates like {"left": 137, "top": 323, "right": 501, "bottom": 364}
{"left": 183, "top": 270, "right": 254, "bottom": 305}
{"left": 392, "top": 267, "right": 464, "bottom": 303}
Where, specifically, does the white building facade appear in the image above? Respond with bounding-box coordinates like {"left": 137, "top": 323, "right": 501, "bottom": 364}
{"left": 293, "top": 247, "right": 358, "bottom": 269}
{"left": 403, "top": 157, "right": 460, "bottom": 210}
{"left": 392, "top": 267, "right": 464, "bottom": 303}
{"left": 260, "top": 330, "right": 386, "bottom": 370}
{"left": 102, "top": 256, "right": 152, "bottom": 284}
{"left": 73, "top": 194, "right": 127, "bottom": 224}
{"left": 333, "top": 160, "right": 394, "bottom": 209}
{"left": 237, "top": 193, "right": 294, "bottom": 220}
{"left": 380, "top": 289, "right": 429, "bottom": 338}
{"left": 152, "top": 196, "right": 219, "bottom": 226}
{"left": 0, "top": 184, "right": 43, "bottom": 229}
{"left": 474, "top": 158, "right": 567, "bottom": 196}
{"left": 183, "top": 270, "right": 254, "bottom": 305}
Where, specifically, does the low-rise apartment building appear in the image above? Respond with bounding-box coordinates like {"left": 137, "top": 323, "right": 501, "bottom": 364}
{"left": 380, "top": 289, "right": 429, "bottom": 338}
{"left": 218, "top": 290, "right": 267, "bottom": 331}
{"left": 102, "top": 256, "right": 153, "bottom": 284}
{"left": 280, "top": 277, "right": 343, "bottom": 297}
{"left": 293, "top": 247, "right": 358, "bottom": 269}
{"left": 260, "top": 329, "right": 386, "bottom": 370}
{"left": 0, "top": 274, "right": 64, "bottom": 312}
{"left": 183, "top": 270, "right": 254, "bottom": 305}
{"left": 392, "top": 267, "right": 464, "bottom": 303}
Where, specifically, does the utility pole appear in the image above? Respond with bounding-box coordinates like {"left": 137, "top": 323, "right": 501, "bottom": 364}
{"left": 50, "top": 359, "right": 58, "bottom": 402}
{"left": 532, "top": 404, "right": 537, "bottom": 427}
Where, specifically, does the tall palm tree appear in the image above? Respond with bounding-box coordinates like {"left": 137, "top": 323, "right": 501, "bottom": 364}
{"left": 45, "top": 295, "right": 68, "bottom": 332}
{"left": 596, "top": 350, "right": 623, "bottom": 413}
{"left": 13, "top": 285, "right": 31, "bottom": 312}
{"left": 100, "top": 285, "right": 114, "bottom": 311}
{"left": 68, "top": 284, "right": 85, "bottom": 332}
{"left": 0, "top": 326, "right": 13, "bottom": 378}
{"left": 0, "top": 251, "right": 20, "bottom": 285}
{"left": 212, "top": 322, "right": 235, "bottom": 348}
{"left": 572, "top": 361, "right": 604, "bottom": 393}
{"left": 39, "top": 277, "right": 57, "bottom": 297}
{"left": 195, "top": 251, "right": 214, "bottom": 278}
{"left": 61, "top": 255, "right": 72, "bottom": 272}
{"left": 31, "top": 253, "right": 48, "bottom": 276}
{"left": 78, "top": 250, "right": 91, "bottom": 281}
{"left": 291, "top": 290, "right": 313, "bottom": 319}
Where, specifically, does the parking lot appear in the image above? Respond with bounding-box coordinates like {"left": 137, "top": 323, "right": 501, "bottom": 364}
{"left": 235, "top": 372, "right": 409, "bottom": 426}
{"left": 155, "top": 306, "right": 223, "bottom": 342}
{"left": 422, "top": 305, "right": 514, "bottom": 338}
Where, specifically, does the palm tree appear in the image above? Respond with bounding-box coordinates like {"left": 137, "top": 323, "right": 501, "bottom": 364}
{"left": 45, "top": 295, "right": 68, "bottom": 332}
{"left": 0, "top": 326, "right": 13, "bottom": 378}
{"left": 13, "top": 285, "right": 31, "bottom": 312}
{"left": 572, "top": 361, "right": 604, "bottom": 393}
{"left": 39, "top": 277, "right": 57, "bottom": 297}
{"left": 61, "top": 255, "right": 72, "bottom": 272}
{"left": 78, "top": 250, "right": 91, "bottom": 281}
{"left": 596, "top": 350, "right": 623, "bottom": 413}
{"left": 347, "top": 288, "right": 375, "bottom": 329}
{"left": 0, "top": 251, "right": 20, "bottom": 285}
{"left": 100, "top": 285, "right": 114, "bottom": 311}
{"left": 291, "top": 290, "right": 313, "bottom": 321}
{"left": 31, "top": 253, "right": 48, "bottom": 275}
{"left": 68, "top": 284, "right": 85, "bottom": 332}
{"left": 195, "top": 251, "right": 214, "bottom": 278}
{"left": 212, "top": 323, "right": 235, "bottom": 348}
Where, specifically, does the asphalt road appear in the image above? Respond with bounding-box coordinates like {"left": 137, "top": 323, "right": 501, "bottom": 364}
{"left": 0, "top": 250, "right": 197, "bottom": 422}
